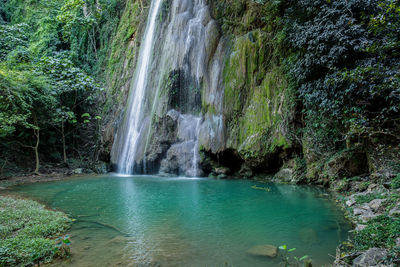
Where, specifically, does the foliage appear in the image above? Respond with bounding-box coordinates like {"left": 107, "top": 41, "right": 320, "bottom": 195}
{"left": 0, "top": 0, "right": 106, "bottom": 171}
{"left": 0, "top": 64, "right": 55, "bottom": 137}
{"left": 0, "top": 196, "right": 71, "bottom": 266}
{"left": 0, "top": 23, "right": 29, "bottom": 60}
{"left": 391, "top": 174, "right": 400, "bottom": 189}
{"left": 0, "top": 51, "right": 102, "bottom": 172}
{"left": 278, "top": 245, "right": 311, "bottom": 267}
{"left": 353, "top": 215, "right": 400, "bottom": 251}
{"left": 284, "top": 0, "right": 400, "bottom": 152}
{"left": 56, "top": 0, "right": 126, "bottom": 74}
{"left": 355, "top": 192, "right": 385, "bottom": 204}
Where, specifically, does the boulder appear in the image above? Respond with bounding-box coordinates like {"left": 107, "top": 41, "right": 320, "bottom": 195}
{"left": 247, "top": 244, "right": 278, "bottom": 258}
{"left": 355, "top": 224, "right": 367, "bottom": 231}
{"left": 93, "top": 161, "right": 109, "bottom": 174}
{"left": 159, "top": 141, "right": 203, "bottom": 177}
{"left": 389, "top": 204, "right": 400, "bottom": 216}
{"left": 239, "top": 164, "right": 253, "bottom": 179}
{"left": 346, "top": 198, "right": 356, "bottom": 207}
{"left": 275, "top": 168, "right": 293, "bottom": 182}
{"left": 368, "top": 199, "right": 385, "bottom": 213}
{"left": 72, "top": 168, "right": 83, "bottom": 174}
{"left": 214, "top": 167, "right": 230, "bottom": 176}
{"left": 353, "top": 204, "right": 379, "bottom": 222}
{"left": 217, "top": 174, "right": 227, "bottom": 179}
{"left": 352, "top": 248, "right": 388, "bottom": 267}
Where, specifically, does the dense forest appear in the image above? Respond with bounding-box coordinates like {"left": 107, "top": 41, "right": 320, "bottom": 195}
{"left": 0, "top": 0, "right": 399, "bottom": 266}
{"left": 0, "top": 0, "right": 124, "bottom": 175}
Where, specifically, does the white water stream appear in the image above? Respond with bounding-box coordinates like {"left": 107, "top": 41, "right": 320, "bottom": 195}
{"left": 112, "top": 0, "right": 223, "bottom": 176}
{"left": 112, "top": 0, "right": 163, "bottom": 174}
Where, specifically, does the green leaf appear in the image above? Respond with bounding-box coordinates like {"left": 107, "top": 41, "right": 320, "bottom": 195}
{"left": 288, "top": 248, "right": 296, "bottom": 252}
{"left": 299, "top": 255, "right": 309, "bottom": 261}
{"left": 279, "top": 245, "right": 287, "bottom": 250}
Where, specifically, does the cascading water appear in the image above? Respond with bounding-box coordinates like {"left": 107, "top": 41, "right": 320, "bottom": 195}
{"left": 112, "top": 0, "right": 225, "bottom": 176}
{"left": 111, "top": 0, "right": 163, "bottom": 174}
{"left": 189, "top": 117, "right": 201, "bottom": 177}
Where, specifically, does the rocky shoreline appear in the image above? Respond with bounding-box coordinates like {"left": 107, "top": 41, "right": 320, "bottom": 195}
{"left": 333, "top": 181, "right": 400, "bottom": 266}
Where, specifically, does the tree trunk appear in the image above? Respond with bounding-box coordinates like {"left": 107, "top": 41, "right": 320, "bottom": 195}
{"left": 33, "top": 128, "right": 40, "bottom": 175}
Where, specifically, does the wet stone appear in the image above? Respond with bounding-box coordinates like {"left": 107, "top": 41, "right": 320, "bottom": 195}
{"left": 247, "top": 244, "right": 278, "bottom": 258}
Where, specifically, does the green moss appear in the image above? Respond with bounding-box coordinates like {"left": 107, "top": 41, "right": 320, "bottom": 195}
{"left": 0, "top": 196, "right": 71, "bottom": 266}
{"left": 223, "top": 30, "right": 290, "bottom": 159}
{"left": 104, "top": 0, "right": 144, "bottom": 113}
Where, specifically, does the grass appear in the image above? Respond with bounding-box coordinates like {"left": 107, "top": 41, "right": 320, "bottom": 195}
{"left": 0, "top": 196, "right": 71, "bottom": 266}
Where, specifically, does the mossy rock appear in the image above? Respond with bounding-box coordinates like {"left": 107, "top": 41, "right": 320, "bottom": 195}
{"left": 223, "top": 30, "right": 291, "bottom": 164}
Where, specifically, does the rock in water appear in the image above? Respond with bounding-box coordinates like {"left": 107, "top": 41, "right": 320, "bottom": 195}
{"left": 247, "top": 245, "right": 278, "bottom": 257}
{"left": 298, "top": 228, "right": 319, "bottom": 244}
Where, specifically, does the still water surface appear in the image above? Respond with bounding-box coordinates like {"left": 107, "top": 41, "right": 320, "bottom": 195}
{"left": 9, "top": 175, "right": 351, "bottom": 266}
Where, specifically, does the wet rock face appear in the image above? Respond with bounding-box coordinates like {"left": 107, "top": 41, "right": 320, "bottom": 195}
{"left": 160, "top": 141, "right": 196, "bottom": 176}
{"left": 156, "top": 110, "right": 203, "bottom": 177}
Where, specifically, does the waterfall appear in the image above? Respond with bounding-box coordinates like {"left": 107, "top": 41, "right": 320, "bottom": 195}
{"left": 189, "top": 117, "right": 201, "bottom": 177}
{"left": 111, "top": 0, "right": 163, "bottom": 174}
{"left": 111, "top": 0, "right": 224, "bottom": 176}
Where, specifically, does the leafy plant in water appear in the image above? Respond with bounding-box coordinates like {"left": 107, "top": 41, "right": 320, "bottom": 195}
{"left": 251, "top": 185, "right": 271, "bottom": 192}
{"left": 279, "top": 245, "right": 311, "bottom": 267}
{"left": 54, "top": 234, "right": 71, "bottom": 258}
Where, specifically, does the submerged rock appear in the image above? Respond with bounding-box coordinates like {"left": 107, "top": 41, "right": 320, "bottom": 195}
{"left": 352, "top": 248, "right": 388, "bottom": 267}
{"left": 298, "top": 228, "right": 319, "bottom": 244}
{"left": 247, "top": 244, "right": 278, "bottom": 257}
